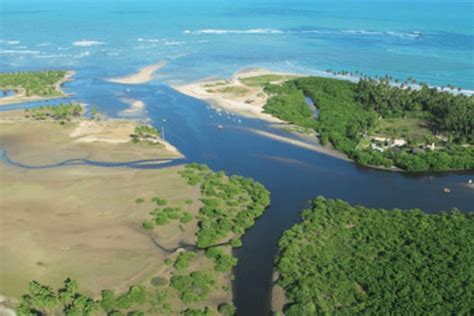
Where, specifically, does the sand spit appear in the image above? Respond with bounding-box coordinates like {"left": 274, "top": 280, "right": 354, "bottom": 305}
{"left": 242, "top": 127, "right": 351, "bottom": 161}
{"left": 118, "top": 98, "right": 146, "bottom": 117}
{"left": 174, "top": 68, "right": 301, "bottom": 123}
{"left": 105, "top": 61, "right": 167, "bottom": 84}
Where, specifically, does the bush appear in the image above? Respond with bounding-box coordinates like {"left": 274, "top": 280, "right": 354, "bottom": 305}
{"left": 174, "top": 251, "right": 196, "bottom": 270}
{"left": 142, "top": 221, "right": 154, "bottom": 230}
{"left": 150, "top": 277, "right": 168, "bottom": 287}
{"left": 180, "top": 212, "right": 193, "bottom": 224}
{"left": 170, "top": 272, "right": 215, "bottom": 303}
{"left": 230, "top": 238, "right": 243, "bottom": 248}
{"left": 218, "top": 303, "right": 237, "bottom": 316}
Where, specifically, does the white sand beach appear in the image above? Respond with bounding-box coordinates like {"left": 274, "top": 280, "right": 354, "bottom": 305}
{"left": 105, "top": 61, "right": 167, "bottom": 84}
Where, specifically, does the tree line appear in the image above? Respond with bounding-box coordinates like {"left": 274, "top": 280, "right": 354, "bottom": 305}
{"left": 263, "top": 75, "right": 474, "bottom": 172}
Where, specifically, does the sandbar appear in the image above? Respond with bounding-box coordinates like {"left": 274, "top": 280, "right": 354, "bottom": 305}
{"left": 106, "top": 61, "right": 167, "bottom": 84}
{"left": 118, "top": 98, "right": 146, "bottom": 117}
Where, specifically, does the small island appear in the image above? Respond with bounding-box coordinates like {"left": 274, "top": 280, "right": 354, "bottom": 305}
{"left": 273, "top": 197, "right": 474, "bottom": 315}
{"left": 0, "top": 70, "right": 74, "bottom": 105}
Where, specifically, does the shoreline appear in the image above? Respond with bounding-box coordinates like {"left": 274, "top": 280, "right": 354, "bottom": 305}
{"left": 174, "top": 68, "right": 300, "bottom": 123}
{"left": 0, "top": 108, "right": 183, "bottom": 162}
{"left": 105, "top": 61, "right": 167, "bottom": 84}
{"left": 241, "top": 126, "right": 352, "bottom": 162}
{"left": 0, "top": 70, "right": 75, "bottom": 106}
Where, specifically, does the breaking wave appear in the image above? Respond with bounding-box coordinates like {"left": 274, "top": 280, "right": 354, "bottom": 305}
{"left": 0, "top": 40, "right": 20, "bottom": 45}
{"left": 184, "top": 28, "right": 284, "bottom": 35}
{"left": 184, "top": 28, "right": 422, "bottom": 39}
{"left": 72, "top": 40, "right": 105, "bottom": 47}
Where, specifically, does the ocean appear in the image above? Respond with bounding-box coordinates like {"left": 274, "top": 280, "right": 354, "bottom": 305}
{"left": 1, "top": 0, "right": 473, "bottom": 89}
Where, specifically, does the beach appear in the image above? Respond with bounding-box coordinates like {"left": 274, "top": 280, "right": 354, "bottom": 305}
{"left": 105, "top": 61, "right": 167, "bottom": 84}
{"left": 0, "top": 109, "right": 182, "bottom": 163}
{"left": 175, "top": 68, "right": 301, "bottom": 123}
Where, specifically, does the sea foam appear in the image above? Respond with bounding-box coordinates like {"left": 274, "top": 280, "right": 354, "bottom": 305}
{"left": 184, "top": 28, "right": 284, "bottom": 35}
{"left": 72, "top": 40, "right": 105, "bottom": 47}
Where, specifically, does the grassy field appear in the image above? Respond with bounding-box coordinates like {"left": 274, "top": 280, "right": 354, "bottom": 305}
{"left": 240, "top": 74, "right": 285, "bottom": 87}
{"left": 372, "top": 117, "right": 433, "bottom": 143}
{"left": 207, "top": 86, "right": 250, "bottom": 97}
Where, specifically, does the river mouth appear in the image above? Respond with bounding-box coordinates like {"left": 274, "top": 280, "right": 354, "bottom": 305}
{"left": 3, "top": 81, "right": 473, "bottom": 316}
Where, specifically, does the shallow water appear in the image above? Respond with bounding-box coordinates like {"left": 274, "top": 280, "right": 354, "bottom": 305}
{"left": 1, "top": 1, "right": 474, "bottom": 315}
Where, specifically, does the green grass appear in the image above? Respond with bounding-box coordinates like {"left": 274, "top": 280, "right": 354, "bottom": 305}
{"left": 240, "top": 74, "right": 285, "bottom": 87}
{"left": 372, "top": 118, "right": 432, "bottom": 143}
{"left": 207, "top": 86, "right": 249, "bottom": 97}
{"left": 203, "top": 81, "right": 227, "bottom": 88}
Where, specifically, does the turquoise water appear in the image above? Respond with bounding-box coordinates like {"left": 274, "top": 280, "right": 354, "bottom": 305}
{"left": 1, "top": 0, "right": 473, "bottom": 88}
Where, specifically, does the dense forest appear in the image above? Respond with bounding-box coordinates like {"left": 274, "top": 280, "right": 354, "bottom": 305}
{"left": 15, "top": 164, "right": 269, "bottom": 315}
{"left": 263, "top": 76, "right": 474, "bottom": 172}
{"left": 274, "top": 197, "right": 474, "bottom": 315}
{"left": 0, "top": 70, "right": 68, "bottom": 97}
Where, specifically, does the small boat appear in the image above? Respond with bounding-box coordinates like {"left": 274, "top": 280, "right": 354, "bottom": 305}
{"left": 217, "top": 124, "right": 224, "bottom": 130}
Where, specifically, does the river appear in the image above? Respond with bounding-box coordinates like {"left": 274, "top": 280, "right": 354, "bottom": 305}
{"left": 2, "top": 75, "right": 473, "bottom": 315}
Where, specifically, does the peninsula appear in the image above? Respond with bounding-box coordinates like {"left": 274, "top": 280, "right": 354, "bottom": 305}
{"left": 178, "top": 69, "right": 474, "bottom": 172}
{"left": 0, "top": 70, "right": 74, "bottom": 105}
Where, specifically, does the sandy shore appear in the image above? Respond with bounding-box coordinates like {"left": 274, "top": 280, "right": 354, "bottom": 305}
{"left": 0, "top": 70, "right": 75, "bottom": 106}
{"left": 174, "top": 68, "right": 301, "bottom": 123}
{"left": 105, "top": 61, "right": 167, "bottom": 84}
{"left": 242, "top": 127, "right": 351, "bottom": 161}
{"left": 118, "top": 98, "right": 146, "bottom": 117}
{"left": 0, "top": 109, "right": 183, "bottom": 162}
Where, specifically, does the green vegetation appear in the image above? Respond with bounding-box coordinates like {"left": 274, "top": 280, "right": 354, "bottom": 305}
{"left": 170, "top": 272, "right": 215, "bottom": 303}
{"left": 179, "top": 164, "right": 270, "bottom": 248}
{"left": 217, "top": 303, "right": 236, "bottom": 316}
{"left": 263, "top": 76, "right": 474, "bottom": 171}
{"left": 130, "top": 125, "right": 161, "bottom": 145}
{"left": 205, "top": 248, "right": 238, "bottom": 272}
{"left": 16, "top": 279, "right": 147, "bottom": 316}
{"left": 25, "top": 103, "right": 82, "bottom": 122}
{"left": 240, "top": 74, "right": 284, "bottom": 87}
{"left": 207, "top": 86, "right": 249, "bottom": 97}
{"left": 275, "top": 197, "right": 474, "bottom": 315}
{"left": 264, "top": 84, "right": 316, "bottom": 129}
{"left": 174, "top": 251, "right": 196, "bottom": 270}
{"left": 17, "top": 164, "right": 271, "bottom": 315}
{"left": 179, "top": 163, "right": 210, "bottom": 185}
{"left": 230, "top": 238, "right": 242, "bottom": 248}
{"left": 180, "top": 211, "right": 193, "bottom": 224}
{"left": 181, "top": 307, "right": 212, "bottom": 316}
{"left": 0, "top": 70, "right": 68, "bottom": 97}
